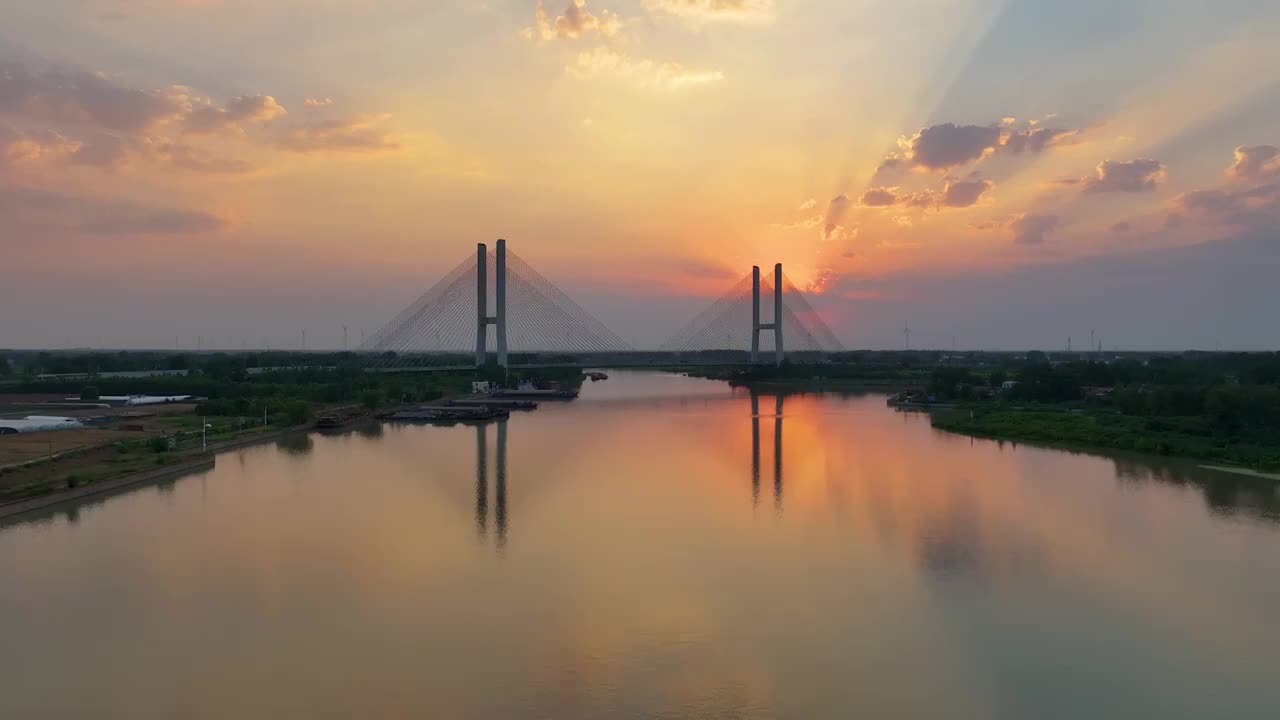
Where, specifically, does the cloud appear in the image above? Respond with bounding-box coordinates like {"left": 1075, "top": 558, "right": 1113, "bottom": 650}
{"left": 185, "top": 94, "right": 287, "bottom": 135}
{"left": 1003, "top": 127, "right": 1078, "bottom": 154}
{"left": 860, "top": 187, "right": 897, "bottom": 207}
{"left": 523, "top": 0, "right": 621, "bottom": 41}
{"left": 1227, "top": 145, "right": 1280, "bottom": 180}
{"left": 0, "top": 185, "right": 225, "bottom": 236}
{"left": 822, "top": 194, "right": 850, "bottom": 240}
{"left": 1009, "top": 213, "right": 1060, "bottom": 245}
{"left": 568, "top": 47, "right": 723, "bottom": 90}
{"left": 276, "top": 114, "right": 399, "bottom": 153}
{"left": 0, "top": 62, "right": 183, "bottom": 133}
{"left": 69, "top": 132, "right": 132, "bottom": 171}
{"left": 859, "top": 178, "right": 993, "bottom": 210}
{"left": 882, "top": 120, "right": 1083, "bottom": 173}
{"left": 1178, "top": 188, "right": 1239, "bottom": 214}
{"left": 643, "top": 0, "right": 774, "bottom": 24}
{"left": 824, "top": 224, "right": 857, "bottom": 243}
{"left": 797, "top": 198, "right": 817, "bottom": 211}
{"left": 1082, "top": 158, "right": 1166, "bottom": 194}
{"left": 941, "top": 178, "right": 994, "bottom": 208}
{"left": 1111, "top": 221, "right": 1133, "bottom": 233}
{"left": 1173, "top": 181, "right": 1280, "bottom": 229}
{"left": 0, "top": 123, "right": 77, "bottom": 169}
{"left": 303, "top": 97, "right": 334, "bottom": 108}
{"left": 896, "top": 123, "right": 1001, "bottom": 172}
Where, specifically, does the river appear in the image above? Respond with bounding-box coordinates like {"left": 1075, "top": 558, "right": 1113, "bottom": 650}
{"left": 3, "top": 371, "right": 1279, "bottom": 718}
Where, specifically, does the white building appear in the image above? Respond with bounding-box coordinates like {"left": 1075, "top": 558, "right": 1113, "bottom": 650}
{"left": 0, "top": 417, "right": 84, "bottom": 434}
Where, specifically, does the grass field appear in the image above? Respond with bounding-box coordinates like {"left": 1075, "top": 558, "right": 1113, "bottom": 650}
{"left": 934, "top": 409, "right": 1280, "bottom": 471}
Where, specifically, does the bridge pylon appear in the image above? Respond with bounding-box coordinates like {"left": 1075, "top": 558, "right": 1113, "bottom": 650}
{"left": 751, "top": 263, "right": 785, "bottom": 367}
{"left": 475, "top": 239, "right": 510, "bottom": 368}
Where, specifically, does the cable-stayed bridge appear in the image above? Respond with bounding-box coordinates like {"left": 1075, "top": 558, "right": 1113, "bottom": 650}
{"left": 361, "top": 240, "right": 843, "bottom": 370}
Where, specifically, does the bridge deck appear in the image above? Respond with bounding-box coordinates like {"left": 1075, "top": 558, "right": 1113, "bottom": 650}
{"left": 368, "top": 362, "right": 753, "bottom": 373}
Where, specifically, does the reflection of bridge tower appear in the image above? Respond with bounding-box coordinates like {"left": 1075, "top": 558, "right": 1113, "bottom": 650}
{"left": 751, "top": 264, "right": 785, "bottom": 367}
{"left": 475, "top": 239, "right": 508, "bottom": 369}
{"left": 474, "top": 419, "right": 508, "bottom": 547}
{"left": 750, "top": 389, "right": 784, "bottom": 510}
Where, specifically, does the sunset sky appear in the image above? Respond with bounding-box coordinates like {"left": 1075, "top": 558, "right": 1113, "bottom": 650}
{"left": 2, "top": 0, "right": 1278, "bottom": 350}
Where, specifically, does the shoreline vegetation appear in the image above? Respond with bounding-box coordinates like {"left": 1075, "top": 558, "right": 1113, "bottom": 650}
{"left": 0, "top": 349, "right": 584, "bottom": 511}
{"left": 930, "top": 409, "right": 1280, "bottom": 471}
{"left": 696, "top": 350, "right": 1280, "bottom": 475}
{"left": 3, "top": 348, "right": 1279, "bottom": 512}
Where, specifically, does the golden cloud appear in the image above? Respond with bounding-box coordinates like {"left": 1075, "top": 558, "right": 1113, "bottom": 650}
{"left": 567, "top": 47, "right": 723, "bottom": 90}
{"left": 522, "top": 0, "right": 622, "bottom": 41}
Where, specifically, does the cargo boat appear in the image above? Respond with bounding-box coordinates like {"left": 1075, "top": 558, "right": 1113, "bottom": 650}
{"left": 447, "top": 397, "right": 538, "bottom": 411}
{"left": 315, "top": 412, "right": 366, "bottom": 430}
{"left": 384, "top": 406, "right": 510, "bottom": 424}
{"left": 493, "top": 388, "right": 579, "bottom": 400}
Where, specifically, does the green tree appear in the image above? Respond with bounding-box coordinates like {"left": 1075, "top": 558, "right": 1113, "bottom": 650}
{"left": 929, "top": 367, "right": 977, "bottom": 400}
{"left": 284, "top": 400, "right": 312, "bottom": 425}
{"left": 360, "top": 388, "right": 385, "bottom": 411}
{"left": 80, "top": 385, "right": 100, "bottom": 401}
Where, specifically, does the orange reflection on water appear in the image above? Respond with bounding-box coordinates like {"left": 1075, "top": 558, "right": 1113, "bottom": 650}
{"left": 2, "top": 371, "right": 1280, "bottom": 718}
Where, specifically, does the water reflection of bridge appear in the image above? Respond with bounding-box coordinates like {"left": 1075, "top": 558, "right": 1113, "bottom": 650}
{"left": 468, "top": 390, "right": 785, "bottom": 549}
{"left": 474, "top": 419, "right": 508, "bottom": 548}
{"left": 751, "top": 389, "right": 784, "bottom": 511}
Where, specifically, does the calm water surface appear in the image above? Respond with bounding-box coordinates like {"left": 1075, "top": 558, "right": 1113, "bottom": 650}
{"left": 3, "top": 371, "right": 1280, "bottom": 718}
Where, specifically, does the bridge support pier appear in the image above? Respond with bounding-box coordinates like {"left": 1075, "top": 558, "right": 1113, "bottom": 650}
{"left": 751, "top": 263, "right": 785, "bottom": 367}
{"left": 475, "top": 240, "right": 509, "bottom": 369}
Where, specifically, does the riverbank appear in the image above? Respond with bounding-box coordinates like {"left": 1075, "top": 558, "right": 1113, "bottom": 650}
{"left": 678, "top": 367, "right": 919, "bottom": 391}
{"left": 933, "top": 408, "right": 1280, "bottom": 474}
{"left": 0, "top": 423, "right": 311, "bottom": 518}
{"left": 0, "top": 453, "right": 216, "bottom": 520}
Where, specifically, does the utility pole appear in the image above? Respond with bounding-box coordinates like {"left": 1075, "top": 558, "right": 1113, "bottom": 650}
{"left": 904, "top": 324, "right": 910, "bottom": 350}
{"left": 343, "top": 326, "right": 348, "bottom": 351}
{"left": 301, "top": 329, "right": 306, "bottom": 351}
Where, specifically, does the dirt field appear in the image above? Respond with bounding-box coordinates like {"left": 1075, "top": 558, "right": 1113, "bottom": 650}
{"left": 0, "top": 428, "right": 141, "bottom": 468}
